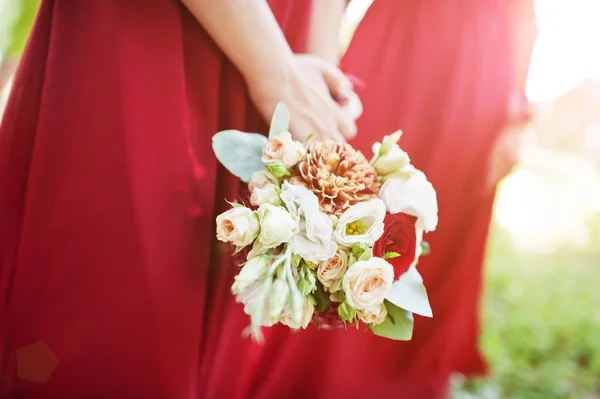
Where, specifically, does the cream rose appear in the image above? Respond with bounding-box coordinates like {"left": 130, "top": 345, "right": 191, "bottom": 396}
{"left": 256, "top": 204, "right": 296, "bottom": 249}
{"left": 250, "top": 183, "right": 281, "bottom": 207}
{"left": 317, "top": 249, "right": 348, "bottom": 292}
{"left": 249, "top": 170, "right": 277, "bottom": 192}
{"left": 279, "top": 296, "right": 314, "bottom": 330}
{"left": 333, "top": 199, "right": 386, "bottom": 247}
{"left": 358, "top": 303, "right": 388, "bottom": 326}
{"left": 342, "top": 257, "right": 394, "bottom": 311}
{"left": 379, "top": 170, "right": 438, "bottom": 232}
{"left": 261, "top": 132, "right": 306, "bottom": 167}
{"left": 216, "top": 207, "right": 260, "bottom": 247}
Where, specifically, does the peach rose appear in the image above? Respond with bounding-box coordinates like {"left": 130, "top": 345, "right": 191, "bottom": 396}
{"left": 358, "top": 303, "right": 387, "bottom": 326}
{"left": 279, "top": 296, "right": 314, "bottom": 330}
{"left": 216, "top": 207, "right": 260, "bottom": 247}
{"left": 317, "top": 249, "right": 348, "bottom": 292}
{"left": 342, "top": 257, "right": 394, "bottom": 311}
{"left": 261, "top": 132, "right": 305, "bottom": 167}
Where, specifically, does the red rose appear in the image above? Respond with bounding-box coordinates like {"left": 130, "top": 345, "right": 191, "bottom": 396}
{"left": 373, "top": 213, "right": 418, "bottom": 279}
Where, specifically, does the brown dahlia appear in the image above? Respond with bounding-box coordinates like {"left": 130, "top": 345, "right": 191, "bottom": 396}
{"left": 290, "top": 140, "right": 380, "bottom": 215}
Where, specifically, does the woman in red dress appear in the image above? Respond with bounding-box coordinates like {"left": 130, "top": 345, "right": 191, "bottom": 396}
{"left": 0, "top": 1, "right": 357, "bottom": 397}
{"left": 246, "top": 1, "right": 537, "bottom": 398}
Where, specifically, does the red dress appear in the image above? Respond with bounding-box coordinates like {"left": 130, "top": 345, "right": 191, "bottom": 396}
{"left": 0, "top": 1, "right": 311, "bottom": 398}
{"left": 247, "top": 1, "right": 513, "bottom": 398}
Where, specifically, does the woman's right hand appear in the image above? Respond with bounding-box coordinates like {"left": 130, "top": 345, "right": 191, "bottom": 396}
{"left": 248, "top": 54, "right": 357, "bottom": 142}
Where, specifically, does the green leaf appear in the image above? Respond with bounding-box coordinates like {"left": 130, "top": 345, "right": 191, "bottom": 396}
{"left": 351, "top": 242, "right": 370, "bottom": 259}
{"left": 213, "top": 130, "right": 268, "bottom": 182}
{"left": 313, "top": 282, "right": 332, "bottom": 312}
{"left": 338, "top": 301, "right": 356, "bottom": 322}
{"left": 302, "top": 132, "right": 316, "bottom": 145}
{"left": 225, "top": 200, "right": 246, "bottom": 208}
{"left": 269, "top": 103, "right": 291, "bottom": 139}
{"left": 371, "top": 301, "right": 414, "bottom": 340}
{"left": 348, "top": 253, "right": 358, "bottom": 267}
{"left": 420, "top": 241, "right": 431, "bottom": 256}
{"left": 383, "top": 251, "right": 401, "bottom": 260}
{"left": 386, "top": 267, "right": 433, "bottom": 317}
{"left": 266, "top": 162, "right": 291, "bottom": 179}
{"left": 358, "top": 248, "right": 373, "bottom": 262}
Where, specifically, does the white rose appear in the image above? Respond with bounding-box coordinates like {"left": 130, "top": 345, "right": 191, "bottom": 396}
{"left": 280, "top": 296, "right": 314, "bottom": 330}
{"left": 371, "top": 143, "right": 410, "bottom": 176}
{"left": 250, "top": 184, "right": 281, "bottom": 207}
{"left": 231, "top": 255, "right": 269, "bottom": 295}
{"left": 317, "top": 249, "right": 348, "bottom": 292}
{"left": 333, "top": 199, "right": 386, "bottom": 247}
{"left": 216, "top": 207, "right": 260, "bottom": 247}
{"left": 379, "top": 171, "right": 438, "bottom": 232}
{"left": 357, "top": 303, "right": 387, "bottom": 326}
{"left": 256, "top": 204, "right": 296, "bottom": 249}
{"left": 261, "top": 132, "right": 306, "bottom": 167}
{"left": 342, "top": 257, "right": 394, "bottom": 311}
{"left": 249, "top": 170, "right": 277, "bottom": 192}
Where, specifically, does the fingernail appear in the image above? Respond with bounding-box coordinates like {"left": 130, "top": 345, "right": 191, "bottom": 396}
{"left": 334, "top": 93, "right": 350, "bottom": 105}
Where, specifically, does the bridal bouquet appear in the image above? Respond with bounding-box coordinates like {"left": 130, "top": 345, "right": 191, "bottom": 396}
{"left": 213, "top": 104, "right": 438, "bottom": 341}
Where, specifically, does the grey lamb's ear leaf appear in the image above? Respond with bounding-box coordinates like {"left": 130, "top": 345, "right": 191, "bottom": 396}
{"left": 212, "top": 130, "right": 268, "bottom": 182}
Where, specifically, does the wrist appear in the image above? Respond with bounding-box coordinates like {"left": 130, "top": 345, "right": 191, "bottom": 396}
{"left": 243, "top": 52, "right": 296, "bottom": 100}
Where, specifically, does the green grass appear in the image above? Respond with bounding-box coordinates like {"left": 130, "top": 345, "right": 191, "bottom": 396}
{"left": 453, "top": 215, "right": 600, "bottom": 399}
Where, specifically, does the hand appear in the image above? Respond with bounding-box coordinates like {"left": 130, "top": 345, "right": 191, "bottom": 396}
{"left": 485, "top": 124, "right": 525, "bottom": 192}
{"left": 248, "top": 54, "right": 357, "bottom": 142}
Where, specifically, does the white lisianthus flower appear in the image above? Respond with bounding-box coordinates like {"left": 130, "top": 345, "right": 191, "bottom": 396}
{"left": 268, "top": 279, "right": 290, "bottom": 321}
{"left": 261, "top": 132, "right": 306, "bottom": 168}
{"left": 317, "top": 249, "right": 348, "bottom": 292}
{"left": 280, "top": 296, "right": 314, "bottom": 330}
{"left": 249, "top": 170, "right": 278, "bottom": 192}
{"left": 357, "top": 303, "right": 388, "bottom": 326}
{"left": 280, "top": 182, "right": 338, "bottom": 262}
{"left": 343, "top": 257, "right": 394, "bottom": 311}
{"left": 290, "top": 210, "right": 338, "bottom": 263}
{"left": 379, "top": 170, "right": 438, "bottom": 232}
{"left": 235, "top": 280, "right": 276, "bottom": 327}
{"left": 256, "top": 204, "right": 296, "bottom": 249}
{"left": 333, "top": 199, "right": 386, "bottom": 247}
{"left": 250, "top": 183, "right": 281, "bottom": 207}
{"left": 216, "top": 207, "right": 260, "bottom": 247}
{"left": 371, "top": 142, "right": 410, "bottom": 176}
{"left": 280, "top": 181, "right": 320, "bottom": 218}
{"left": 231, "top": 255, "right": 269, "bottom": 295}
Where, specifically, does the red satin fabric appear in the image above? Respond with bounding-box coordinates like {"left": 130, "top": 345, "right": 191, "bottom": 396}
{"left": 0, "top": 1, "right": 311, "bottom": 397}
{"left": 248, "top": 1, "right": 513, "bottom": 398}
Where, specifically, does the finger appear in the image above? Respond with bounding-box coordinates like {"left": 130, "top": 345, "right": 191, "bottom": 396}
{"left": 335, "top": 106, "right": 358, "bottom": 140}
{"left": 315, "top": 58, "right": 353, "bottom": 97}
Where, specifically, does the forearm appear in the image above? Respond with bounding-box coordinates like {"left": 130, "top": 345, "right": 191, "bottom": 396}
{"left": 305, "top": 0, "right": 347, "bottom": 64}
{"left": 181, "top": 0, "right": 295, "bottom": 88}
